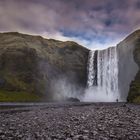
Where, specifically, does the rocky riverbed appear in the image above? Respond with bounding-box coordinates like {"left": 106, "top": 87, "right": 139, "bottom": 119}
{"left": 0, "top": 102, "right": 140, "bottom": 140}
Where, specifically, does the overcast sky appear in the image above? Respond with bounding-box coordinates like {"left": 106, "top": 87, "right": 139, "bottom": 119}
{"left": 0, "top": 0, "right": 140, "bottom": 49}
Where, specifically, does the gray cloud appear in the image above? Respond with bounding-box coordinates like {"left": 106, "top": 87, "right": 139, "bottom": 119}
{"left": 0, "top": 0, "right": 140, "bottom": 49}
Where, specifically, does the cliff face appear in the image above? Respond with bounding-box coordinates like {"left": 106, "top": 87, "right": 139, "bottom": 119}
{"left": 114, "top": 30, "right": 140, "bottom": 103}
{"left": 127, "top": 34, "right": 140, "bottom": 103}
{"left": 0, "top": 32, "right": 89, "bottom": 101}
{"left": 117, "top": 30, "right": 140, "bottom": 101}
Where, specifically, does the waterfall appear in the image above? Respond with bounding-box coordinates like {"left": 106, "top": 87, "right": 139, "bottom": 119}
{"left": 87, "top": 51, "right": 96, "bottom": 87}
{"left": 84, "top": 47, "right": 120, "bottom": 102}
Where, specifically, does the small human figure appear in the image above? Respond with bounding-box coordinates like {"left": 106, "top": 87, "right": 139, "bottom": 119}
{"left": 116, "top": 98, "right": 118, "bottom": 102}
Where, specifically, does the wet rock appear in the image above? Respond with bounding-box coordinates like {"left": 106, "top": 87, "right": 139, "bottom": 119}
{"left": 66, "top": 98, "right": 80, "bottom": 102}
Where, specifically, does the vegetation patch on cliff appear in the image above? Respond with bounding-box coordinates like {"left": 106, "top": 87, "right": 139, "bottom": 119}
{"left": 0, "top": 90, "right": 41, "bottom": 102}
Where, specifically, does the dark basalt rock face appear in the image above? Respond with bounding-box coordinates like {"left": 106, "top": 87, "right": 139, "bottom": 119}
{"left": 0, "top": 32, "right": 89, "bottom": 101}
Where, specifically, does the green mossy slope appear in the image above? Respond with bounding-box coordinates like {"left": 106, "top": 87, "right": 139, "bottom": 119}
{"left": 0, "top": 90, "right": 41, "bottom": 102}
{"left": 0, "top": 32, "right": 89, "bottom": 101}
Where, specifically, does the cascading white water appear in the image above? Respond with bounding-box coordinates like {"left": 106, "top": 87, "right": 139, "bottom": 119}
{"left": 87, "top": 51, "right": 96, "bottom": 87}
{"left": 84, "top": 47, "right": 120, "bottom": 102}
{"left": 97, "top": 47, "right": 120, "bottom": 101}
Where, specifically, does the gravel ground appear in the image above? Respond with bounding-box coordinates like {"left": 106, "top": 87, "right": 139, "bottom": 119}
{"left": 0, "top": 102, "right": 140, "bottom": 140}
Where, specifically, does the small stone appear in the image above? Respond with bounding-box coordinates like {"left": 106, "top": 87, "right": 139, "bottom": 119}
{"left": 82, "top": 130, "right": 89, "bottom": 134}
{"left": 128, "top": 135, "right": 134, "bottom": 140}
{"left": 73, "top": 135, "right": 86, "bottom": 140}
{"left": 18, "top": 135, "right": 23, "bottom": 138}
{"left": 66, "top": 138, "right": 72, "bottom": 140}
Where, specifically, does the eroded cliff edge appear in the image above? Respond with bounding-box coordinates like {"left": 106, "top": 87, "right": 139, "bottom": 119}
{"left": 0, "top": 32, "right": 89, "bottom": 101}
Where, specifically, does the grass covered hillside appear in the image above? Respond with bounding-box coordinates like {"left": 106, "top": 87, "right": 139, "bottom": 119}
{"left": 0, "top": 32, "right": 89, "bottom": 102}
